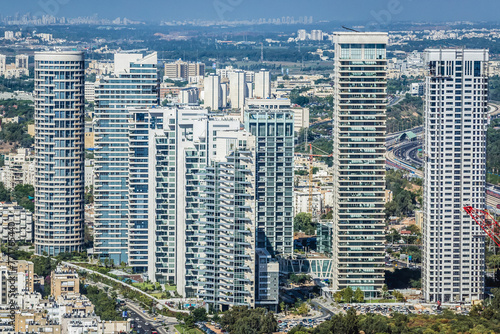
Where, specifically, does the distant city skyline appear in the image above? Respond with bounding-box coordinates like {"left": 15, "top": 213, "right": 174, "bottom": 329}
{"left": 2, "top": 0, "right": 500, "bottom": 24}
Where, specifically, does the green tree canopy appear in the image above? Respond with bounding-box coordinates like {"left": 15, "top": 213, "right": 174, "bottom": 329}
{"left": 293, "top": 212, "right": 315, "bottom": 235}
{"left": 220, "top": 306, "right": 277, "bottom": 334}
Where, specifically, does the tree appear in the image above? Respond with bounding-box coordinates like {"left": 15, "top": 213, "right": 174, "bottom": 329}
{"left": 220, "top": 306, "right": 277, "bottom": 334}
{"left": 334, "top": 291, "right": 342, "bottom": 303}
{"left": 381, "top": 284, "right": 390, "bottom": 299}
{"left": 12, "top": 184, "right": 34, "bottom": 212}
{"left": 354, "top": 288, "right": 365, "bottom": 303}
{"left": 280, "top": 301, "right": 286, "bottom": 314}
{"left": 393, "top": 291, "right": 405, "bottom": 302}
{"left": 289, "top": 273, "right": 311, "bottom": 285}
{"left": 293, "top": 212, "right": 315, "bottom": 235}
{"left": 407, "top": 224, "right": 420, "bottom": 235}
{"left": 342, "top": 287, "right": 353, "bottom": 303}
{"left": 297, "top": 303, "right": 309, "bottom": 316}
{"left": 192, "top": 308, "right": 208, "bottom": 322}
{"left": 0, "top": 182, "right": 10, "bottom": 201}
{"left": 320, "top": 210, "right": 333, "bottom": 220}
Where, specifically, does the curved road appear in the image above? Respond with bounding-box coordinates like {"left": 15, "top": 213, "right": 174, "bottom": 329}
{"left": 386, "top": 138, "right": 500, "bottom": 209}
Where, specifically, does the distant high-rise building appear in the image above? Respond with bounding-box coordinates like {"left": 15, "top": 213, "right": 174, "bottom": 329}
{"left": 221, "top": 83, "right": 228, "bottom": 108}
{"left": 298, "top": 29, "right": 307, "bottom": 41}
{"left": 244, "top": 99, "right": 295, "bottom": 257}
{"left": 254, "top": 69, "right": 271, "bottom": 99}
{"left": 34, "top": 51, "right": 85, "bottom": 256}
{"left": 188, "top": 62, "right": 205, "bottom": 78}
{"left": 165, "top": 60, "right": 187, "bottom": 80}
{"left": 422, "top": 48, "right": 488, "bottom": 303}
{"left": 229, "top": 70, "right": 247, "bottom": 118}
{"left": 15, "top": 54, "right": 28, "bottom": 69}
{"left": 204, "top": 74, "right": 222, "bottom": 111}
{"left": 310, "top": 30, "right": 323, "bottom": 41}
{"left": 0, "top": 55, "right": 5, "bottom": 76}
{"left": 93, "top": 53, "right": 158, "bottom": 267}
{"left": 331, "top": 32, "right": 388, "bottom": 298}
{"left": 179, "top": 87, "right": 198, "bottom": 104}
{"left": 4, "top": 31, "right": 14, "bottom": 40}
{"left": 165, "top": 60, "right": 205, "bottom": 81}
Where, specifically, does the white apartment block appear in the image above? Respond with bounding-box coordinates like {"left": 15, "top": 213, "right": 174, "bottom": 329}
{"left": 331, "top": 32, "right": 388, "bottom": 298}
{"left": 84, "top": 159, "right": 95, "bottom": 188}
{"left": 254, "top": 69, "right": 271, "bottom": 99}
{"left": 0, "top": 54, "right": 29, "bottom": 79}
{"left": 179, "top": 87, "right": 198, "bottom": 104}
{"left": 229, "top": 70, "right": 247, "bottom": 117}
{"left": 293, "top": 190, "right": 323, "bottom": 219}
{"left": 2, "top": 148, "right": 35, "bottom": 189}
{"left": 422, "top": 48, "right": 488, "bottom": 303}
{"left": 84, "top": 82, "right": 95, "bottom": 103}
{"left": 4, "top": 31, "right": 14, "bottom": 40}
{"left": 292, "top": 107, "right": 309, "bottom": 133}
{"left": 204, "top": 74, "right": 222, "bottom": 111}
{"left": 0, "top": 203, "right": 33, "bottom": 243}
{"left": 127, "top": 107, "right": 240, "bottom": 295}
{"left": 197, "top": 130, "right": 259, "bottom": 310}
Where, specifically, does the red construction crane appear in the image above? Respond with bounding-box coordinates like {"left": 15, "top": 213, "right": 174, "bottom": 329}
{"left": 463, "top": 206, "right": 500, "bottom": 247}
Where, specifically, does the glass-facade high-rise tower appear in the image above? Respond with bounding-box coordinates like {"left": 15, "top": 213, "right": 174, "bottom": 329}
{"left": 244, "top": 100, "right": 295, "bottom": 257}
{"left": 331, "top": 32, "right": 388, "bottom": 297}
{"left": 34, "top": 51, "right": 85, "bottom": 256}
{"left": 422, "top": 49, "right": 488, "bottom": 303}
{"left": 93, "top": 53, "right": 158, "bottom": 267}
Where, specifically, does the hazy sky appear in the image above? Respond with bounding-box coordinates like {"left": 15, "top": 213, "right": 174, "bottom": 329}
{"left": 2, "top": 0, "right": 499, "bottom": 23}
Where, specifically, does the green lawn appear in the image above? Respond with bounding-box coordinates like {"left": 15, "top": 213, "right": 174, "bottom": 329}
{"left": 150, "top": 292, "right": 170, "bottom": 298}
{"left": 164, "top": 285, "right": 176, "bottom": 291}
{"left": 174, "top": 325, "right": 203, "bottom": 334}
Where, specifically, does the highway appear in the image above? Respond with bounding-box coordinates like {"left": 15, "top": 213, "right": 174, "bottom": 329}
{"left": 386, "top": 135, "right": 500, "bottom": 210}
{"left": 391, "top": 140, "right": 423, "bottom": 168}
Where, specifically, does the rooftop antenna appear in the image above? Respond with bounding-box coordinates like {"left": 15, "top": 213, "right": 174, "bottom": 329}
{"left": 342, "top": 26, "right": 360, "bottom": 33}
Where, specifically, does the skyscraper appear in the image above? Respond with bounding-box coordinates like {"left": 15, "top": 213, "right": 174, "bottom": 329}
{"left": 254, "top": 69, "right": 271, "bottom": 99}
{"left": 422, "top": 49, "right": 488, "bottom": 303}
{"left": 127, "top": 106, "right": 241, "bottom": 295}
{"left": 93, "top": 53, "right": 158, "bottom": 267}
{"left": 244, "top": 99, "right": 295, "bottom": 257}
{"left": 197, "top": 130, "right": 259, "bottom": 311}
{"left": 204, "top": 74, "right": 222, "bottom": 111}
{"left": 34, "top": 51, "right": 85, "bottom": 256}
{"left": 331, "top": 32, "right": 388, "bottom": 297}
{"left": 229, "top": 70, "right": 247, "bottom": 118}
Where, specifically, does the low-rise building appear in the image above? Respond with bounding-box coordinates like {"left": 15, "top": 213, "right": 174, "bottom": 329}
{"left": 2, "top": 148, "right": 35, "bottom": 189}
{"left": 15, "top": 312, "right": 61, "bottom": 334}
{"left": 0, "top": 203, "right": 33, "bottom": 243}
{"left": 51, "top": 266, "right": 80, "bottom": 298}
